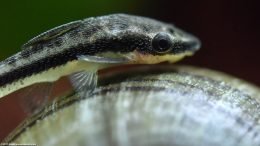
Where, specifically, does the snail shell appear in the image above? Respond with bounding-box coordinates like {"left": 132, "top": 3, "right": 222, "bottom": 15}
{"left": 4, "top": 65, "right": 260, "bottom": 146}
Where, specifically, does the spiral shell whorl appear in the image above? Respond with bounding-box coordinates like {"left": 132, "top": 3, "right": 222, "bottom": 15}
{"left": 5, "top": 65, "right": 260, "bottom": 146}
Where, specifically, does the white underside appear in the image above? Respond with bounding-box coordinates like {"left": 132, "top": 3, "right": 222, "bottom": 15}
{"left": 0, "top": 51, "right": 193, "bottom": 98}
{"left": 0, "top": 60, "right": 107, "bottom": 98}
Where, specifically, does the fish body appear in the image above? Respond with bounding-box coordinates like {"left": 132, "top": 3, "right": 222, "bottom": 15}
{"left": 0, "top": 14, "right": 201, "bottom": 102}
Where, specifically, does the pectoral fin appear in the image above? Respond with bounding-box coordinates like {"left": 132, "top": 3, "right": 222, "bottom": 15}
{"left": 69, "top": 54, "right": 128, "bottom": 98}
{"left": 69, "top": 71, "right": 97, "bottom": 98}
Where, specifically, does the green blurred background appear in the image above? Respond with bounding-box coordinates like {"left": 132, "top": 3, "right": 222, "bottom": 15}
{"left": 0, "top": 0, "right": 143, "bottom": 59}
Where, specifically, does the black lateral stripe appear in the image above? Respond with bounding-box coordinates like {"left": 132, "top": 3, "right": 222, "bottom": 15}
{"left": 0, "top": 34, "right": 150, "bottom": 87}
{"left": 0, "top": 47, "right": 78, "bottom": 87}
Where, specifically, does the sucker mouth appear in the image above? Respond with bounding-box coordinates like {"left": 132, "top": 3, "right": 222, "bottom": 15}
{"left": 171, "top": 35, "right": 201, "bottom": 54}
{"left": 183, "top": 36, "right": 201, "bottom": 52}
{"left": 172, "top": 28, "right": 201, "bottom": 53}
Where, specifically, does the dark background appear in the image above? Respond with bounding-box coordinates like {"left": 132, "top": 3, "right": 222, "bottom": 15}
{"left": 0, "top": 0, "right": 259, "bottom": 141}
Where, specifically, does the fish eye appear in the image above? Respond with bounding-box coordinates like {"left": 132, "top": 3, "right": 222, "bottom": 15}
{"left": 152, "top": 32, "right": 173, "bottom": 53}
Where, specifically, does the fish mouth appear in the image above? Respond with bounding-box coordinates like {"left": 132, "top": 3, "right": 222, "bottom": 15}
{"left": 182, "top": 35, "right": 201, "bottom": 52}
{"left": 171, "top": 27, "right": 201, "bottom": 54}
{"left": 171, "top": 34, "right": 201, "bottom": 54}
